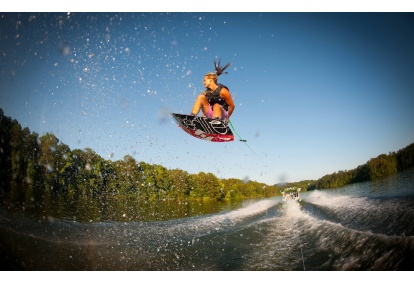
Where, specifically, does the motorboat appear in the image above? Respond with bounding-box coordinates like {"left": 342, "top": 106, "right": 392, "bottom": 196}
{"left": 281, "top": 187, "right": 301, "bottom": 202}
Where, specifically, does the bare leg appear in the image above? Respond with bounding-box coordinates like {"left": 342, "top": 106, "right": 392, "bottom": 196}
{"left": 212, "top": 103, "right": 222, "bottom": 118}
{"left": 191, "top": 94, "right": 211, "bottom": 116}
{"left": 212, "top": 104, "right": 229, "bottom": 119}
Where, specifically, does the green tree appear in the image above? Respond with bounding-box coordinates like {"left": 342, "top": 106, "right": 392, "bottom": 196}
{"left": 192, "top": 172, "right": 224, "bottom": 200}
{"left": 367, "top": 154, "right": 397, "bottom": 180}
{"left": 24, "top": 130, "right": 40, "bottom": 185}
{"left": 396, "top": 143, "right": 414, "bottom": 171}
{"left": 38, "top": 132, "right": 62, "bottom": 188}
{"left": 10, "top": 122, "right": 24, "bottom": 182}
{"left": 71, "top": 148, "right": 113, "bottom": 197}
{"left": 0, "top": 109, "right": 13, "bottom": 188}
{"left": 112, "top": 155, "right": 143, "bottom": 197}
{"left": 167, "top": 169, "right": 190, "bottom": 200}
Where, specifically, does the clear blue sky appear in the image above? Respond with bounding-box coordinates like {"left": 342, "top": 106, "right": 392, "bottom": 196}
{"left": 1, "top": 8, "right": 414, "bottom": 185}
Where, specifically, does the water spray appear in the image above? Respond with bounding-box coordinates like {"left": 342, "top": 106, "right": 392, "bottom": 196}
{"left": 228, "top": 120, "right": 269, "bottom": 169}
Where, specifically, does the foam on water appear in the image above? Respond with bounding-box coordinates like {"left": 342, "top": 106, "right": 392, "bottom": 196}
{"left": 2, "top": 171, "right": 414, "bottom": 270}
{"left": 158, "top": 198, "right": 281, "bottom": 240}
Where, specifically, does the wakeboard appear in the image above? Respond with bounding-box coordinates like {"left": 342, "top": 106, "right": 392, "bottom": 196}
{"left": 170, "top": 113, "right": 234, "bottom": 142}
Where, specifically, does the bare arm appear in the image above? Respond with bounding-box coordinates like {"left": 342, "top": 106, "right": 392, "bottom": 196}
{"left": 220, "top": 88, "right": 235, "bottom": 118}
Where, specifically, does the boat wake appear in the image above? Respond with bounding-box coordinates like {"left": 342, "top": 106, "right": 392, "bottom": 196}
{"left": 1, "top": 181, "right": 414, "bottom": 270}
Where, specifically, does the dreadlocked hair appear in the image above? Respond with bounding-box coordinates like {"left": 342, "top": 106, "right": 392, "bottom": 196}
{"left": 205, "top": 59, "right": 231, "bottom": 84}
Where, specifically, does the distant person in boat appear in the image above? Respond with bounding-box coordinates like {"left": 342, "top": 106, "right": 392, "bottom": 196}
{"left": 190, "top": 59, "right": 235, "bottom": 122}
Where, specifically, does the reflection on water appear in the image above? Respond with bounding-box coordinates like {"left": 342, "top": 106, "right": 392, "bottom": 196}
{"left": 1, "top": 169, "right": 414, "bottom": 270}
{"left": 1, "top": 184, "right": 246, "bottom": 223}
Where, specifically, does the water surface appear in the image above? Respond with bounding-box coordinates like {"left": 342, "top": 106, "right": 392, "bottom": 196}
{"left": 1, "top": 169, "right": 414, "bottom": 270}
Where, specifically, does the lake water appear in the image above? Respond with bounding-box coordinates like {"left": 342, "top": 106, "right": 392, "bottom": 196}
{"left": 1, "top": 169, "right": 414, "bottom": 271}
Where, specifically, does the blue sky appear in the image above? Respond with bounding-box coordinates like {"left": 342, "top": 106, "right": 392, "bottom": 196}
{"left": 1, "top": 10, "right": 414, "bottom": 185}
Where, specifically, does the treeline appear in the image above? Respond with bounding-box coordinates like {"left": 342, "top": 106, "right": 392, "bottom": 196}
{"left": 2, "top": 108, "right": 413, "bottom": 201}
{"left": 286, "top": 143, "right": 414, "bottom": 190}
{"left": 0, "top": 109, "right": 280, "bottom": 202}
